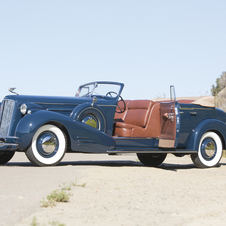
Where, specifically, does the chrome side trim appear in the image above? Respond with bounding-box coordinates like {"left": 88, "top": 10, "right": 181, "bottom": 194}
{"left": 97, "top": 105, "right": 117, "bottom": 107}
{"left": 35, "top": 102, "right": 116, "bottom": 108}
{"left": 0, "top": 143, "right": 18, "bottom": 147}
{"left": 113, "top": 137, "right": 158, "bottom": 140}
{"left": 34, "top": 102, "right": 79, "bottom": 106}
{"left": 0, "top": 136, "right": 18, "bottom": 139}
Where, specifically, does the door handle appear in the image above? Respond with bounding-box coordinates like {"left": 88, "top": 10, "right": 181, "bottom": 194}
{"left": 190, "top": 112, "right": 197, "bottom": 116}
{"left": 163, "top": 113, "right": 174, "bottom": 121}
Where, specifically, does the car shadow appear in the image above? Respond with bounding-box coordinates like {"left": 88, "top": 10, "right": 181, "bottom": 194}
{"left": 59, "top": 160, "right": 142, "bottom": 167}
{"left": 4, "top": 160, "right": 200, "bottom": 170}
{"left": 4, "top": 159, "right": 226, "bottom": 170}
{"left": 4, "top": 160, "right": 142, "bottom": 167}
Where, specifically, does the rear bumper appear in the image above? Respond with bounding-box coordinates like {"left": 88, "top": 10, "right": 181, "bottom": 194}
{"left": 0, "top": 136, "right": 18, "bottom": 151}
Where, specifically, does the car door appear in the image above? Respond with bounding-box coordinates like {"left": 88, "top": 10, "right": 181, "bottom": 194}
{"left": 158, "top": 86, "right": 180, "bottom": 148}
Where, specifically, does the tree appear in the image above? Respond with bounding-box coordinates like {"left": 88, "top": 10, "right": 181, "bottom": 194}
{"left": 211, "top": 71, "right": 226, "bottom": 96}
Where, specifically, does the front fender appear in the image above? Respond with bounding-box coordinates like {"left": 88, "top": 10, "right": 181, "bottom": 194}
{"left": 15, "top": 110, "right": 115, "bottom": 153}
{"left": 187, "top": 119, "right": 226, "bottom": 151}
{"left": 15, "top": 110, "right": 71, "bottom": 150}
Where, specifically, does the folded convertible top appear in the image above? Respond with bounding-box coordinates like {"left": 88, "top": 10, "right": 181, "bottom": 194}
{"left": 152, "top": 96, "right": 215, "bottom": 108}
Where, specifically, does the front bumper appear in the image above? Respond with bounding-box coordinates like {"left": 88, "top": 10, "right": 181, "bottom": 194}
{"left": 0, "top": 136, "right": 18, "bottom": 151}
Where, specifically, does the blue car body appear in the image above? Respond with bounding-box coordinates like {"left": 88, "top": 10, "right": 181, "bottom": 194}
{"left": 0, "top": 81, "right": 226, "bottom": 168}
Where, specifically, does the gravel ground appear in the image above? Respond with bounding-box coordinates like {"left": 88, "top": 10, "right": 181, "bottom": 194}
{"left": 1, "top": 152, "right": 226, "bottom": 226}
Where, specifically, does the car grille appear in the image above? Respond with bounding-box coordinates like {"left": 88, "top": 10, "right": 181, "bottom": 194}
{"left": 0, "top": 100, "right": 15, "bottom": 136}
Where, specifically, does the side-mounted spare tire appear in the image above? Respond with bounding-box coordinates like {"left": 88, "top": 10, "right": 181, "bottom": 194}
{"left": 26, "top": 124, "right": 67, "bottom": 166}
{"left": 191, "top": 131, "right": 223, "bottom": 168}
{"left": 71, "top": 104, "right": 107, "bottom": 133}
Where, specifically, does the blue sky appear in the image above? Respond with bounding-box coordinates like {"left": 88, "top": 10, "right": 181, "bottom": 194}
{"left": 0, "top": 0, "right": 225, "bottom": 101}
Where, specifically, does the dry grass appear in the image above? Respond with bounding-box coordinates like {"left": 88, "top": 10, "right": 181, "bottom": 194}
{"left": 40, "top": 178, "right": 86, "bottom": 208}
{"left": 31, "top": 217, "right": 65, "bottom": 226}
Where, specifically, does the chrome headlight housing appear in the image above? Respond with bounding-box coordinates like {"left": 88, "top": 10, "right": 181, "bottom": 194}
{"left": 20, "top": 103, "right": 27, "bottom": 115}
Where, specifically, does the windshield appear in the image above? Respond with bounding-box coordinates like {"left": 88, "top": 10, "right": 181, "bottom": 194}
{"left": 76, "top": 82, "right": 124, "bottom": 98}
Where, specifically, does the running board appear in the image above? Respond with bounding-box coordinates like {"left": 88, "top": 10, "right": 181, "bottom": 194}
{"left": 107, "top": 149, "right": 197, "bottom": 154}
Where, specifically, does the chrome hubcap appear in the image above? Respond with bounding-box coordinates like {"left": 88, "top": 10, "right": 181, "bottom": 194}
{"left": 36, "top": 132, "right": 59, "bottom": 157}
{"left": 82, "top": 115, "right": 98, "bottom": 129}
{"left": 201, "top": 138, "right": 216, "bottom": 160}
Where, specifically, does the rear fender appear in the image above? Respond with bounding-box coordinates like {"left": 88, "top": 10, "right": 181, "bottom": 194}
{"left": 187, "top": 119, "right": 226, "bottom": 151}
{"left": 15, "top": 110, "right": 115, "bottom": 153}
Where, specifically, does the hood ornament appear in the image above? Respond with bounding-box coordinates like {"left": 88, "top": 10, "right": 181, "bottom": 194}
{"left": 9, "top": 87, "right": 19, "bottom": 95}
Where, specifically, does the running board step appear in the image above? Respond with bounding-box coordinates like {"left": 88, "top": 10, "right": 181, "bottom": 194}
{"left": 107, "top": 149, "right": 197, "bottom": 154}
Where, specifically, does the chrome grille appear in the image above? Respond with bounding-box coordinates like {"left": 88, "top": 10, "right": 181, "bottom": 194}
{"left": 0, "top": 100, "right": 15, "bottom": 136}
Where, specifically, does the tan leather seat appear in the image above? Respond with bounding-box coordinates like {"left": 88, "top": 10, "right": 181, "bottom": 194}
{"left": 114, "top": 100, "right": 130, "bottom": 122}
{"left": 114, "top": 100, "right": 160, "bottom": 137}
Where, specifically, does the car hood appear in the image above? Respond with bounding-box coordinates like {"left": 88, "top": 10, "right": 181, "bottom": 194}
{"left": 3, "top": 94, "right": 114, "bottom": 107}
{"left": 3, "top": 95, "right": 92, "bottom": 105}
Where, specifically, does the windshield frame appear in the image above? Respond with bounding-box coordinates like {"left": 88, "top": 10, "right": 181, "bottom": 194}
{"left": 76, "top": 81, "right": 124, "bottom": 99}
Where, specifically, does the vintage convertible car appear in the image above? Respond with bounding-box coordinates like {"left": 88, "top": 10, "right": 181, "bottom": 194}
{"left": 0, "top": 81, "right": 226, "bottom": 168}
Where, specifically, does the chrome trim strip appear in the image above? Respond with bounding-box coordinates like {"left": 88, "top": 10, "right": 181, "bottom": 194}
{"left": 77, "top": 136, "right": 88, "bottom": 139}
{"left": 35, "top": 102, "right": 79, "bottom": 106}
{"left": 35, "top": 102, "right": 117, "bottom": 107}
{"left": 0, "top": 136, "right": 18, "bottom": 139}
{"left": 78, "top": 144, "right": 99, "bottom": 146}
{"left": 113, "top": 137, "right": 158, "bottom": 140}
{"left": 0, "top": 143, "right": 18, "bottom": 147}
{"left": 46, "top": 109, "right": 73, "bottom": 111}
{"left": 35, "top": 103, "right": 117, "bottom": 108}
{"left": 78, "top": 140, "right": 94, "bottom": 143}
{"left": 97, "top": 105, "right": 117, "bottom": 107}
{"left": 180, "top": 107, "right": 212, "bottom": 111}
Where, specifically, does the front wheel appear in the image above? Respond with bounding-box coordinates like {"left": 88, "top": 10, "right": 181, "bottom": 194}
{"left": 137, "top": 153, "right": 167, "bottom": 167}
{"left": 191, "top": 132, "right": 223, "bottom": 168}
{"left": 0, "top": 151, "right": 15, "bottom": 164}
{"left": 26, "top": 124, "right": 67, "bottom": 166}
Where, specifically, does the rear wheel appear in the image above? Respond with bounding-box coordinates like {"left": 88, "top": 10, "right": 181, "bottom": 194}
{"left": 26, "top": 124, "right": 67, "bottom": 166}
{"left": 191, "top": 132, "right": 223, "bottom": 168}
{"left": 137, "top": 153, "right": 167, "bottom": 167}
{"left": 0, "top": 151, "right": 15, "bottom": 164}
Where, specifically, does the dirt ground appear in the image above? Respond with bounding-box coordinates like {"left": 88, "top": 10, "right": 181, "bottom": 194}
{"left": 1, "top": 152, "right": 226, "bottom": 226}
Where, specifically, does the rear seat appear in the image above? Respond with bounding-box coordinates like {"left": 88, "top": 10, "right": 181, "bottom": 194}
{"left": 114, "top": 100, "right": 161, "bottom": 138}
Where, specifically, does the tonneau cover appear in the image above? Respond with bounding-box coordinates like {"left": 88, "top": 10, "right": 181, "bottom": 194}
{"left": 152, "top": 96, "right": 215, "bottom": 108}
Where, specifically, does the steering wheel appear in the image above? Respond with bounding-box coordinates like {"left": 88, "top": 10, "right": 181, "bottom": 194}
{"left": 82, "top": 92, "right": 91, "bottom": 97}
{"left": 106, "top": 91, "right": 126, "bottom": 113}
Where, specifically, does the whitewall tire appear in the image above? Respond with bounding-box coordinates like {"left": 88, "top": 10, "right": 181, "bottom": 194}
{"left": 26, "top": 124, "right": 67, "bottom": 166}
{"left": 191, "top": 132, "right": 223, "bottom": 168}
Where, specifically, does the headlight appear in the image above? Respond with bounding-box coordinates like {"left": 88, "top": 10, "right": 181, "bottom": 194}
{"left": 20, "top": 103, "right": 27, "bottom": 114}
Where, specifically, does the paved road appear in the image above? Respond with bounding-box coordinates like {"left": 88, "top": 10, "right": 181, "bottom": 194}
{"left": 1, "top": 152, "right": 226, "bottom": 226}
{"left": 0, "top": 152, "right": 139, "bottom": 226}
